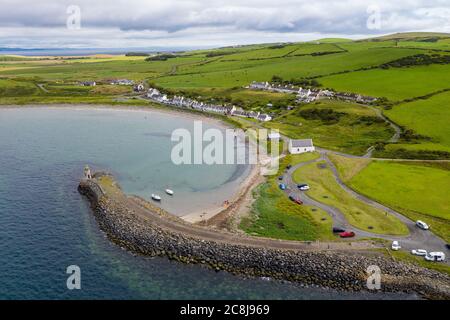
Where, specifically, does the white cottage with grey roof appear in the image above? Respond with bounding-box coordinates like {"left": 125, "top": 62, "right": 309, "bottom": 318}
{"left": 288, "top": 139, "right": 315, "bottom": 154}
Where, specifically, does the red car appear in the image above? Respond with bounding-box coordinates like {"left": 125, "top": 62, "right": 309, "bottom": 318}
{"left": 339, "top": 231, "right": 355, "bottom": 238}
{"left": 289, "top": 195, "right": 303, "bottom": 205}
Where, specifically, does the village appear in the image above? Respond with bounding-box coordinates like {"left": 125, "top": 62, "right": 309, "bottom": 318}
{"left": 77, "top": 77, "right": 378, "bottom": 123}
{"left": 248, "top": 81, "right": 378, "bottom": 104}
{"left": 146, "top": 87, "right": 273, "bottom": 121}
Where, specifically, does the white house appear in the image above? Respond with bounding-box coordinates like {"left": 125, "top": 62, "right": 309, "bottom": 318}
{"left": 289, "top": 139, "right": 315, "bottom": 154}
{"left": 249, "top": 81, "right": 270, "bottom": 90}
{"left": 257, "top": 114, "right": 272, "bottom": 122}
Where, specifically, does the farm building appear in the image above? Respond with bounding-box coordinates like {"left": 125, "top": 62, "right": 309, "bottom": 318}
{"left": 289, "top": 139, "right": 315, "bottom": 154}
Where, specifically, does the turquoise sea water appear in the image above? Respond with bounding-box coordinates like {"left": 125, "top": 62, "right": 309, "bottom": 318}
{"left": 0, "top": 107, "right": 417, "bottom": 299}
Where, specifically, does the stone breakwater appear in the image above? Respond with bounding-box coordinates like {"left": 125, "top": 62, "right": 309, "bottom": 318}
{"left": 78, "top": 175, "right": 450, "bottom": 299}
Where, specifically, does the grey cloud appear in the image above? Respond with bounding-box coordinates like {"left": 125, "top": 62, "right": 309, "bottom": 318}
{"left": 0, "top": 0, "right": 449, "bottom": 48}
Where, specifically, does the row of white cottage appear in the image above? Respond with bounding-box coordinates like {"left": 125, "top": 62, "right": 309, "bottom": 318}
{"left": 147, "top": 88, "right": 273, "bottom": 122}
{"left": 249, "top": 81, "right": 331, "bottom": 103}
{"left": 249, "top": 81, "right": 377, "bottom": 104}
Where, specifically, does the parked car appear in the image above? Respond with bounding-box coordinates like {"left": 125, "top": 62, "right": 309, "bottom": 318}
{"left": 278, "top": 176, "right": 284, "bottom": 181}
{"left": 279, "top": 183, "right": 287, "bottom": 190}
{"left": 297, "top": 184, "right": 310, "bottom": 191}
{"left": 339, "top": 231, "right": 355, "bottom": 238}
{"left": 446, "top": 244, "right": 450, "bottom": 250}
{"left": 286, "top": 165, "right": 292, "bottom": 170}
{"left": 288, "top": 195, "right": 303, "bottom": 205}
{"left": 391, "top": 241, "right": 401, "bottom": 251}
{"left": 416, "top": 220, "right": 429, "bottom": 230}
{"left": 411, "top": 249, "right": 427, "bottom": 256}
{"left": 425, "top": 252, "right": 446, "bottom": 262}
{"left": 332, "top": 227, "right": 345, "bottom": 233}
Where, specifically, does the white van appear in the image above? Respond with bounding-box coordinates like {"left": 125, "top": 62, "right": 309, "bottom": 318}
{"left": 424, "top": 252, "right": 446, "bottom": 262}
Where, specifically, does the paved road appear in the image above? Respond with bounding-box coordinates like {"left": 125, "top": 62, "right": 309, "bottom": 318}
{"left": 280, "top": 152, "right": 448, "bottom": 264}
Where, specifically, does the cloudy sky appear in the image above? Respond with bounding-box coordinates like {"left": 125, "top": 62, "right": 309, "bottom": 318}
{"left": 1, "top": 0, "right": 449, "bottom": 49}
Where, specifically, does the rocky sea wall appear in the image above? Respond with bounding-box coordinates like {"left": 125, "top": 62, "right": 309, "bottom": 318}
{"left": 78, "top": 176, "right": 450, "bottom": 299}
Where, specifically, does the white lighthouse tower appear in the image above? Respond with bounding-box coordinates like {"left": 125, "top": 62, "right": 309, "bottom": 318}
{"left": 84, "top": 165, "right": 92, "bottom": 179}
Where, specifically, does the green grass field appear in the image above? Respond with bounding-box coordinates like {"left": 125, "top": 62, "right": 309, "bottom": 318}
{"left": 328, "top": 153, "right": 371, "bottom": 182}
{"left": 319, "top": 64, "right": 450, "bottom": 101}
{"left": 153, "top": 47, "right": 422, "bottom": 90}
{"left": 0, "top": 79, "right": 39, "bottom": 96}
{"left": 385, "top": 91, "right": 450, "bottom": 152}
{"left": 349, "top": 161, "right": 450, "bottom": 241}
{"left": 293, "top": 161, "right": 409, "bottom": 235}
{"left": 265, "top": 100, "right": 393, "bottom": 155}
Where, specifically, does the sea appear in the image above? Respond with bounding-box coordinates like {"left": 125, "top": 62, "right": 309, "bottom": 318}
{"left": 0, "top": 106, "right": 418, "bottom": 299}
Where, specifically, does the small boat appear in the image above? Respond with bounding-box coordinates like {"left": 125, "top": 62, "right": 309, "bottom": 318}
{"left": 165, "top": 189, "right": 174, "bottom": 196}
{"left": 151, "top": 194, "right": 161, "bottom": 201}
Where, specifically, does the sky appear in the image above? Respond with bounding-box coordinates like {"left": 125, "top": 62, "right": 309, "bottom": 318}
{"left": 0, "top": 0, "right": 449, "bottom": 49}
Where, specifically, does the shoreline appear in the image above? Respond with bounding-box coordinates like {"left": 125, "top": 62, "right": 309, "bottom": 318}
{"left": 0, "top": 103, "right": 232, "bottom": 128}
{"left": 1, "top": 103, "right": 258, "bottom": 221}
{"left": 78, "top": 173, "right": 450, "bottom": 299}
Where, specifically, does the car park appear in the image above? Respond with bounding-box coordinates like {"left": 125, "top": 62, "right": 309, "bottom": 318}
{"left": 416, "top": 220, "right": 429, "bottom": 230}
{"left": 411, "top": 249, "right": 427, "bottom": 256}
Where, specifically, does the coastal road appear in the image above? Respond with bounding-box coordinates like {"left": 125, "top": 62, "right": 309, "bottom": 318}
{"left": 281, "top": 152, "right": 449, "bottom": 263}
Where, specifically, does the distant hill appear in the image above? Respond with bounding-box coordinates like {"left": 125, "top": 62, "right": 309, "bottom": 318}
{"left": 313, "top": 38, "right": 352, "bottom": 43}
{"left": 362, "top": 32, "right": 450, "bottom": 41}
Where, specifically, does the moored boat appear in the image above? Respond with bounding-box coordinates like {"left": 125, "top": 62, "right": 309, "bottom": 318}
{"left": 165, "top": 189, "right": 174, "bottom": 195}
{"left": 151, "top": 194, "right": 161, "bottom": 201}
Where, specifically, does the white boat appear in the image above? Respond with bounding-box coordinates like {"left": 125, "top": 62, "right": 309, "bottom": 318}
{"left": 151, "top": 194, "right": 161, "bottom": 201}
{"left": 165, "top": 189, "right": 174, "bottom": 195}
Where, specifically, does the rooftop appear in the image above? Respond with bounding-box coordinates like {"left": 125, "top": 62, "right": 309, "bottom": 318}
{"left": 290, "top": 139, "right": 314, "bottom": 148}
